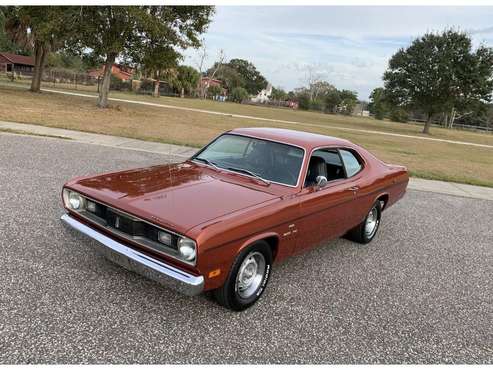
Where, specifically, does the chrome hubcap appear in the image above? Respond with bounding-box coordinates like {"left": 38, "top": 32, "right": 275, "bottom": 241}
{"left": 236, "top": 252, "right": 266, "bottom": 299}
{"left": 365, "top": 206, "right": 379, "bottom": 238}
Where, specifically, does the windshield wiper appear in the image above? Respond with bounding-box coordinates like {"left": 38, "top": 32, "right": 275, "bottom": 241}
{"left": 226, "top": 167, "right": 271, "bottom": 185}
{"left": 193, "top": 157, "right": 220, "bottom": 170}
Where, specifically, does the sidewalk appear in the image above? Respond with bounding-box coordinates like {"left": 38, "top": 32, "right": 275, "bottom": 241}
{"left": 2, "top": 120, "right": 493, "bottom": 201}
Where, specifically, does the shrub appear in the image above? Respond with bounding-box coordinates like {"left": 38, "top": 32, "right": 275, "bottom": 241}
{"left": 390, "top": 108, "right": 409, "bottom": 123}
{"left": 297, "top": 94, "right": 310, "bottom": 110}
{"left": 230, "top": 87, "right": 249, "bottom": 103}
{"left": 207, "top": 85, "right": 222, "bottom": 98}
{"left": 110, "top": 75, "right": 131, "bottom": 91}
{"left": 310, "top": 98, "right": 325, "bottom": 111}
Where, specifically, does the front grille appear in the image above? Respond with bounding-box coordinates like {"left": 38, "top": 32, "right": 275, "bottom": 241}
{"left": 80, "top": 200, "right": 179, "bottom": 253}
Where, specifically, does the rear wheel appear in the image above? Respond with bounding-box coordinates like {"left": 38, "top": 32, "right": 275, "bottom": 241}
{"left": 346, "top": 201, "right": 382, "bottom": 244}
{"left": 213, "top": 241, "right": 272, "bottom": 311}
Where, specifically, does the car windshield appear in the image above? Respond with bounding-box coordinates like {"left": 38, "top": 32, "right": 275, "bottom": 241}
{"left": 193, "top": 134, "right": 304, "bottom": 186}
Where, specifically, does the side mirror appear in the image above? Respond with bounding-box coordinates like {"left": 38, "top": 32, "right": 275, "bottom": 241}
{"left": 315, "top": 175, "right": 328, "bottom": 188}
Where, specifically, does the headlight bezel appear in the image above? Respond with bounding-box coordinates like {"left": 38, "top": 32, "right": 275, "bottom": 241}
{"left": 63, "top": 188, "right": 86, "bottom": 211}
{"left": 62, "top": 187, "right": 198, "bottom": 265}
{"left": 177, "top": 237, "right": 197, "bottom": 262}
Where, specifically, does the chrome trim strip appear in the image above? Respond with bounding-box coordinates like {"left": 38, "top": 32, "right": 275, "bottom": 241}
{"left": 61, "top": 214, "right": 204, "bottom": 296}
{"left": 191, "top": 132, "right": 306, "bottom": 189}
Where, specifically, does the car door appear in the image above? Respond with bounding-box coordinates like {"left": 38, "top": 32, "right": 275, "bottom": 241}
{"left": 294, "top": 148, "right": 357, "bottom": 254}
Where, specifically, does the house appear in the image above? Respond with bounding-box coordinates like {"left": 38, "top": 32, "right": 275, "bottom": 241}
{"left": 88, "top": 64, "right": 134, "bottom": 81}
{"left": 251, "top": 83, "right": 272, "bottom": 104}
{"left": 199, "top": 76, "right": 227, "bottom": 98}
{"left": 199, "top": 76, "right": 222, "bottom": 89}
{"left": 0, "top": 52, "right": 35, "bottom": 75}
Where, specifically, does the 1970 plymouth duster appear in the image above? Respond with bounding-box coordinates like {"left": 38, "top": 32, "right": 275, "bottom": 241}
{"left": 61, "top": 127, "right": 408, "bottom": 310}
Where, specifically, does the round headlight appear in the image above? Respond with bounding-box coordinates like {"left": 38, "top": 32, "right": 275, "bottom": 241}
{"left": 178, "top": 237, "right": 196, "bottom": 262}
{"left": 69, "top": 192, "right": 84, "bottom": 210}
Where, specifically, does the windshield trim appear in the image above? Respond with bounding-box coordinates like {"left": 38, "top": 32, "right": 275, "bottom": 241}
{"left": 191, "top": 132, "right": 306, "bottom": 188}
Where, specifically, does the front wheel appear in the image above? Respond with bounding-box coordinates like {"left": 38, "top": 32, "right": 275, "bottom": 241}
{"left": 346, "top": 201, "right": 382, "bottom": 244}
{"left": 213, "top": 241, "right": 272, "bottom": 311}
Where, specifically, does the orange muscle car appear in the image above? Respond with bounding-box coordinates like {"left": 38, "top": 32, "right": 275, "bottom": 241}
{"left": 61, "top": 128, "right": 408, "bottom": 310}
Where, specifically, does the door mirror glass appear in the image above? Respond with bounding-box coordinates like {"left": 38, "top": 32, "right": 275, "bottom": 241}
{"left": 316, "top": 175, "right": 328, "bottom": 188}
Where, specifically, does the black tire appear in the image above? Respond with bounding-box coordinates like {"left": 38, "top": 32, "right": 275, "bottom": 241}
{"left": 213, "top": 241, "right": 273, "bottom": 311}
{"left": 346, "top": 201, "right": 382, "bottom": 244}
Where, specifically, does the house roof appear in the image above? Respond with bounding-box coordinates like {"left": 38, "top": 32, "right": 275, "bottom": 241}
{"left": 0, "top": 52, "right": 35, "bottom": 66}
{"left": 200, "top": 76, "right": 222, "bottom": 84}
{"left": 88, "top": 64, "right": 133, "bottom": 81}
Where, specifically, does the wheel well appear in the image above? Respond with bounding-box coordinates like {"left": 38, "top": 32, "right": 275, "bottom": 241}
{"left": 263, "top": 236, "right": 279, "bottom": 260}
{"left": 377, "top": 194, "right": 389, "bottom": 210}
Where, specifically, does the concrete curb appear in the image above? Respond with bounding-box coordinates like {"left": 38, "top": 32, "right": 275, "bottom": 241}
{"left": 1, "top": 120, "right": 493, "bottom": 202}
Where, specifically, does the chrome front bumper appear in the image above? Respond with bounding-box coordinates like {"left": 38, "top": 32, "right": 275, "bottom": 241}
{"left": 61, "top": 214, "right": 204, "bottom": 296}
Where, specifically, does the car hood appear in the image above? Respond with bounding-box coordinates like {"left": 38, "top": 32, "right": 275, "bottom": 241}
{"left": 68, "top": 162, "right": 280, "bottom": 234}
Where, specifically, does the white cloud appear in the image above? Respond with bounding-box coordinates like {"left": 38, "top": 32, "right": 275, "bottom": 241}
{"left": 183, "top": 6, "right": 493, "bottom": 99}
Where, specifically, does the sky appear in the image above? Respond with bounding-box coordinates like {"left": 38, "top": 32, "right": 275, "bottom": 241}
{"left": 183, "top": 6, "right": 493, "bottom": 100}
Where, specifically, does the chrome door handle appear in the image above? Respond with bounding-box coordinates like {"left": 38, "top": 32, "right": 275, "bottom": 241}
{"left": 348, "top": 186, "right": 359, "bottom": 191}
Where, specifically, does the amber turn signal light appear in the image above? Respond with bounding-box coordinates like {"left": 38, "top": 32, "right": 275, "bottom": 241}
{"left": 208, "top": 269, "right": 221, "bottom": 278}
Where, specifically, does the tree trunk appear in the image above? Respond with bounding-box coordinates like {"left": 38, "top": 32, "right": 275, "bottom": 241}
{"left": 153, "top": 80, "right": 160, "bottom": 98}
{"left": 30, "top": 41, "right": 48, "bottom": 93}
{"left": 423, "top": 113, "right": 433, "bottom": 134}
{"left": 152, "top": 70, "right": 160, "bottom": 98}
{"left": 449, "top": 107, "right": 456, "bottom": 128}
{"left": 97, "top": 55, "right": 116, "bottom": 108}
{"left": 180, "top": 87, "right": 185, "bottom": 98}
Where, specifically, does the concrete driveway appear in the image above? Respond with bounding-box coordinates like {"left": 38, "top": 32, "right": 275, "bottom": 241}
{"left": 0, "top": 133, "right": 491, "bottom": 363}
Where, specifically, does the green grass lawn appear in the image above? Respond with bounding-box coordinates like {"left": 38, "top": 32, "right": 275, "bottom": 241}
{"left": 1, "top": 81, "right": 492, "bottom": 187}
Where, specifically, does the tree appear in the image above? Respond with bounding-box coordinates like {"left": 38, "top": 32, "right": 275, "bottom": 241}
{"left": 339, "top": 90, "right": 358, "bottom": 115}
{"left": 141, "top": 45, "right": 181, "bottom": 98}
{"left": 228, "top": 58, "right": 267, "bottom": 95}
{"left": 384, "top": 30, "right": 493, "bottom": 134}
{"left": 0, "top": 9, "right": 25, "bottom": 53}
{"left": 72, "top": 6, "right": 214, "bottom": 108}
{"left": 3, "top": 6, "right": 78, "bottom": 92}
{"left": 303, "top": 64, "right": 325, "bottom": 100}
{"left": 271, "top": 86, "right": 287, "bottom": 102}
{"left": 324, "top": 90, "right": 342, "bottom": 113}
{"left": 200, "top": 49, "right": 225, "bottom": 98}
{"left": 309, "top": 80, "right": 335, "bottom": 101}
{"left": 173, "top": 65, "right": 200, "bottom": 97}
{"left": 230, "top": 86, "right": 249, "bottom": 103}
{"left": 389, "top": 108, "right": 409, "bottom": 123}
{"left": 208, "top": 64, "right": 243, "bottom": 92}
{"left": 369, "top": 87, "right": 389, "bottom": 120}
{"left": 207, "top": 84, "right": 222, "bottom": 98}
{"left": 297, "top": 92, "right": 311, "bottom": 110}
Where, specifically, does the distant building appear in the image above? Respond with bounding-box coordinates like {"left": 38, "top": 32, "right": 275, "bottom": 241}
{"left": 199, "top": 76, "right": 223, "bottom": 89}
{"left": 88, "top": 64, "right": 134, "bottom": 81}
{"left": 352, "top": 102, "right": 370, "bottom": 117}
{"left": 251, "top": 83, "right": 272, "bottom": 104}
{"left": 0, "top": 52, "right": 35, "bottom": 75}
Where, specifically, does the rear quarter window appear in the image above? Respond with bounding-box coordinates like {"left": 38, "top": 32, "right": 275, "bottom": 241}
{"left": 339, "top": 149, "right": 363, "bottom": 177}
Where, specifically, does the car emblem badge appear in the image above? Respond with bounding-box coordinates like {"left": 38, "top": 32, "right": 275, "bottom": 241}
{"left": 115, "top": 216, "right": 120, "bottom": 229}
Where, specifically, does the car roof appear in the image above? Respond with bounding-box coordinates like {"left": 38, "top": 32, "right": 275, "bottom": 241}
{"left": 228, "top": 127, "right": 352, "bottom": 151}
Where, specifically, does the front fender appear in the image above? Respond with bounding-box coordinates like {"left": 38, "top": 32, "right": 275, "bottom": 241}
{"left": 197, "top": 231, "right": 280, "bottom": 291}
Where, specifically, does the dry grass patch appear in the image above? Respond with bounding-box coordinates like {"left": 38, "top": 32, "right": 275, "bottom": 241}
{"left": 1, "top": 84, "right": 492, "bottom": 187}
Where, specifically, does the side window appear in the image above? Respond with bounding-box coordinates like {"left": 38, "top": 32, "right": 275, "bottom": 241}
{"left": 304, "top": 149, "right": 345, "bottom": 187}
{"left": 339, "top": 149, "right": 362, "bottom": 177}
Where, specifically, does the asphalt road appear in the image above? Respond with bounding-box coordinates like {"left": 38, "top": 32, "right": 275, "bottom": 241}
{"left": 0, "top": 133, "right": 491, "bottom": 364}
